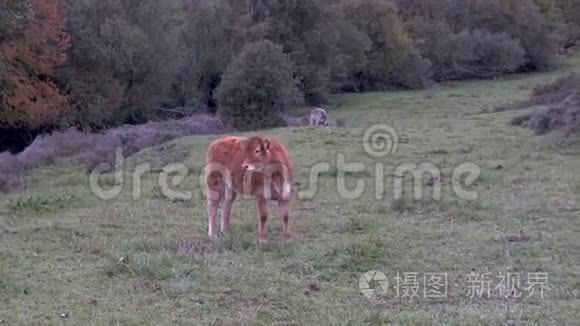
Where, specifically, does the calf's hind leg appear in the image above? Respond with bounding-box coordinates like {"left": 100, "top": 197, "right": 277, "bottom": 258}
{"left": 220, "top": 191, "right": 236, "bottom": 233}
{"left": 207, "top": 197, "right": 220, "bottom": 238}
{"left": 278, "top": 200, "right": 291, "bottom": 242}
{"left": 256, "top": 196, "right": 269, "bottom": 244}
{"left": 206, "top": 173, "right": 224, "bottom": 239}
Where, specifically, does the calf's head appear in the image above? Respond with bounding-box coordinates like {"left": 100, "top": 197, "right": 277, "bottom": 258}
{"left": 241, "top": 136, "right": 272, "bottom": 172}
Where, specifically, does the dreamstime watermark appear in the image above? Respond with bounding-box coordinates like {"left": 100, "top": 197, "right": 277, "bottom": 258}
{"left": 363, "top": 124, "right": 398, "bottom": 158}
{"left": 88, "top": 147, "right": 193, "bottom": 201}
{"left": 88, "top": 124, "right": 482, "bottom": 202}
{"left": 358, "top": 270, "right": 550, "bottom": 300}
{"left": 297, "top": 156, "right": 481, "bottom": 201}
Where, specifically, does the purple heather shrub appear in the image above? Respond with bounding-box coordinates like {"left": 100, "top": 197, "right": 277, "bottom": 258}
{"left": 0, "top": 114, "right": 230, "bottom": 194}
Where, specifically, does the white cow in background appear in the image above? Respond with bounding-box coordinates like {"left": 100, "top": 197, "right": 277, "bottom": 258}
{"left": 309, "top": 107, "right": 329, "bottom": 127}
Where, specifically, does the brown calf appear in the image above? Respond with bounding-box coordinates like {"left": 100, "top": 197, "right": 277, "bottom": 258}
{"left": 204, "top": 135, "right": 293, "bottom": 244}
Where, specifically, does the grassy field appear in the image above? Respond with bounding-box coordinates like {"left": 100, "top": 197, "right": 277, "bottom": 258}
{"left": 1, "top": 58, "right": 580, "bottom": 325}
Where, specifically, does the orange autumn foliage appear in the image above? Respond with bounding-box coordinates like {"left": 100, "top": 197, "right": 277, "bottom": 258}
{"left": 0, "top": 0, "right": 70, "bottom": 127}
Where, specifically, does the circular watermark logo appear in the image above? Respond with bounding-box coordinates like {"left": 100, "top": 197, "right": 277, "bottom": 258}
{"left": 359, "top": 270, "right": 389, "bottom": 300}
{"left": 363, "top": 124, "right": 399, "bottom": 158}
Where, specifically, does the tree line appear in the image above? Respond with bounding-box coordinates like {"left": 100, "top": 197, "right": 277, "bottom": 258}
{"left": 1, "top": 0, "right": 579, "bottom": 145}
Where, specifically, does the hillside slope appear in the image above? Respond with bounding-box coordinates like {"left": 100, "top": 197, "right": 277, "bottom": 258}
{"left": 1, "top": 57, "right": 579, "bottom": 324}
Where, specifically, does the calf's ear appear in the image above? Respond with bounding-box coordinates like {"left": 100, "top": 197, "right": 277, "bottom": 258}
{"left": 262, "top": 138, "right": 271, "bottom": 150}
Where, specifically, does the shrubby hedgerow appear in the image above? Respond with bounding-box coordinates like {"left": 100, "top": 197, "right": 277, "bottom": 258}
{"left": 0, "top": 114, "right": 229, "bottom": 193}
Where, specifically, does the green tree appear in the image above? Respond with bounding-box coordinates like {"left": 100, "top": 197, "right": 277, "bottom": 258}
{"left": 340, "top": 0, "right": 425, "bottom": 91}
{"left": 216, "top": 40, "right": 303, "bottom": 130}
{"left": 58, "top": 0, "right": 182, "bottom": 128}
{"left": 247, "top": 0, "right": 339, "bottom": 104}
{"left": 169, "top": 0, "right": 246, "bottom": 114}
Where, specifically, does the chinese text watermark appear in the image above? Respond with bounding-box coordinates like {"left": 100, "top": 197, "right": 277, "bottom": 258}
{"left": 359, "top": 270, "right": 549, "bottom": 300}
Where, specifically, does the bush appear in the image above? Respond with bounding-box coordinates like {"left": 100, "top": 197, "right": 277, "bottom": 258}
{"left": 532, "top": 74, "right": 580, "bottom": 105}
{"left": 503, "top": 74, "right": 580, "bottom": 111}
{"left": 510, "top": 105, "right": 579, "bottom": 136}
{"left": 509, "top": 73, "right": 580, "bottom": 135}
{"left": 17, "top": 129, "right": 121, "bottom": 170}
{"left": 429, "top": 29, "right": 525, "bottom": 80}
{"left": 0, "top": 114, "right": 230, "bottom": 193}
{"left": 556, "top": 0, "right": 580, "bottom": 47}
{"left": 0, "top": 152, "right": 23, "bottom": 193}
{"left": 445, "top": 0, "right": 560, "bottom": 71}
{"left": 59, "top": 0, "right": 181, "bottom": 127}
{"left": 403, "top": 0, "right": 560, "bottom": 78}
{"left": 169, "top": 0, "right": 246, "bottom": 113}
{"left": 0, "top": 0, "right": 31, "bottom": 41}
{"left": 216, "top": 40, "right": 303, "bottom": 130}
{"left": 248, "top": 0, "right": 338, "bottom": 105}
{"left": 387, "top": 47, "right": 433, "bottom": 89}
{"left": 339, "top": 0, "right": 418, "bottom": 91}
{"left": 502, "top": 0, "right": 561, "bottom": 71}
{"left": 0, "top": 172, "right": 21, "bottom": 193}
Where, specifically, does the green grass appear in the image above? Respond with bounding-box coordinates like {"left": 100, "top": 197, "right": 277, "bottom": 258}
{"left": 7, "top": 193, "right": 81, "bottom": 214}
{"left": 1, "top": 59, "right": 580, "bottom": 325}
